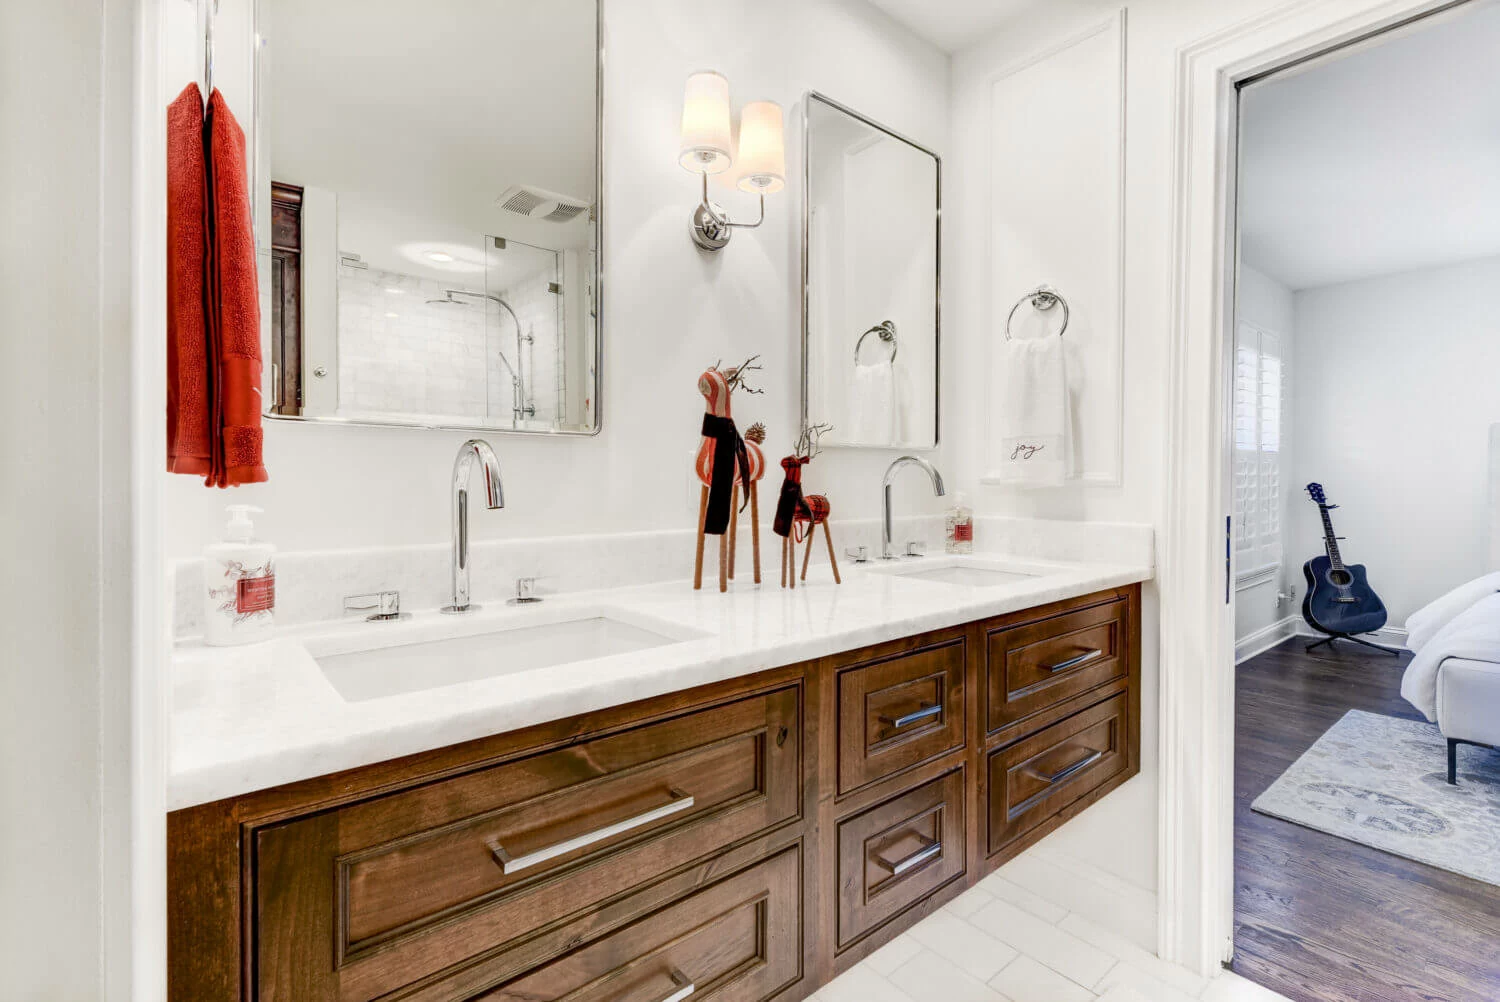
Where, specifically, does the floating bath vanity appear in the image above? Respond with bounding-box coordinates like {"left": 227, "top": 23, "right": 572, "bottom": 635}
{"left": 167, "top": 557, "right": 1146, "bottom": 1001}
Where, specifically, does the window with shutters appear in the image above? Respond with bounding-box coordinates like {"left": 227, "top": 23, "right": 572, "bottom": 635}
{"left": 1233, "top": 321, "right": 1284, "bottom": 585}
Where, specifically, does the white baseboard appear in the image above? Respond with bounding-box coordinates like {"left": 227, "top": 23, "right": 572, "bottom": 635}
{"left": 1235, "top": 616, "right": 1300, "bottom": 663}
{"left": 1236, "top": 616, "right": 1410, "bottom": 662}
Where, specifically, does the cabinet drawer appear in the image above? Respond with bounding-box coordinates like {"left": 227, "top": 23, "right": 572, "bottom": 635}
{"left": 836, "top": 768, "right": 965, "bottom": 949}
{"left": 986, "top": 599, "right": 1126, "bottom": 736}
{"left": 836, "top": 638, "right": 965, "bottom": 795}
{"left": 986, "top": 693, "right": 1128, "bottom": 856}
{"left": 255, "top": 686, "right": 801, "bottom": 1002}
{"left": 480, "top": 846, "right": 802, "bottom": 1002}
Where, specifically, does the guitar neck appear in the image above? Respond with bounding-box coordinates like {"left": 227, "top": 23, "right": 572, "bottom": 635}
{"left": 1318, "top": 505, "right": 1344, "bottom": 570}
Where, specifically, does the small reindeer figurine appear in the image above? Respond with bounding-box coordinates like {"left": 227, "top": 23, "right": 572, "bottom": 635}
{"left": 694, "top": 357, "right": 763, "bottom": 591}
{"left": 773, "top": 423, "right": 841, "bottom": 588}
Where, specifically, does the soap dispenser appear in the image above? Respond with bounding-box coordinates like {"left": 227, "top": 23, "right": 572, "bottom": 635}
{"left": 203, "top": 504, "right": 276, "bottom": 646}
{"left": 945, "top": 492, "right": 974, "bottom": 555}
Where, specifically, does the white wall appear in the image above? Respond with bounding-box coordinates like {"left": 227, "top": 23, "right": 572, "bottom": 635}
{"left": 162, "top": 0, "right": 951, "bottom": 560}
{"left": 0, "top": 0, "right": 139, "bottom": 997}
{"left": 1235, "top": 263, "right": 1297, "bottom": 643}
{"left": 1290, "top": 255, "right": 1500, "bottom": 626}
{"left": 946, "top": 0, "right": 1299, "bottom": 915}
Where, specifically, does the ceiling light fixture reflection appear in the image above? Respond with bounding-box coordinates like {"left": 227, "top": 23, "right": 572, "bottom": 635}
{"left": 426, "top": 251, "right": 455, "bottom": 263}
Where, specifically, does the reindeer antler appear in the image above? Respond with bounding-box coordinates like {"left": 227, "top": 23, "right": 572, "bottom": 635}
{"left": 796, "top": 422, "right": 834, "bottom": 459}
{"left": 722, "top": 354, "right": 764, "bottom": 396}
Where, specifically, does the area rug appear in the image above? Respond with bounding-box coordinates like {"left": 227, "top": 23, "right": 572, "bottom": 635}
{"left": 1251, "top": 709, "right": 1500, "bottom": 887}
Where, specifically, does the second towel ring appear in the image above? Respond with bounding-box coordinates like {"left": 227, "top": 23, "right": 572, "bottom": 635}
{"left": 854, "top": 320, "right": 898, "bottom": 363}
{"left": 1004, "top": 285, "right": 1070, "bottom": 341}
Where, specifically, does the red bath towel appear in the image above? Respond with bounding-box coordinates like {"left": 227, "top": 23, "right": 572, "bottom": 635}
{"left": 206, "top": 89, "right": 268, "bottom": 486}
{"left": 166, "top": 83, "right": 213, "bottom": 478}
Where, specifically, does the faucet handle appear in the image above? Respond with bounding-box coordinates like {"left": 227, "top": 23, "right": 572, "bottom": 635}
{"left": 509, "top": 577, "right": 544, "bottom": 605}
{"left": 845, "top": 546, "right": 870, "bottom": 564}
{"left": 904, "top": 541, "right": 927, "bottom": 558}
{"left": 344, "top": 591, "right": 405, "bottom": 622}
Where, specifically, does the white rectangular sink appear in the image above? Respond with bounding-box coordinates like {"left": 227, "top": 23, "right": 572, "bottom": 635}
{"left": 313, "top": 612, "right": 699, "bottom": 703}
{"left": 865, "top": 556, "right": 1065, "bottom": 588}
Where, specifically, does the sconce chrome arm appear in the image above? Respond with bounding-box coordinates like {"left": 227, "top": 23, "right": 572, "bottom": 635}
{"left": 691, "top": 171, "right": 765, "bottom": 251}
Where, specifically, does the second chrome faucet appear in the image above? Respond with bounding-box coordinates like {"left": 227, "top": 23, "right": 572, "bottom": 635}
{"left": 881, "top": 456, "right": 946, "bottom": 560}
{"left": 443, "top": 439, "right": 505, "bottom": 614}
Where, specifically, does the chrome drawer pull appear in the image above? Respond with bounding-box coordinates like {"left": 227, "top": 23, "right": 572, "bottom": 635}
{"left": 1027, "top": 749, "right": 1103, "bottom": 785}
{"left": 1044, "top": 649, "right": 1104, "bottom": 673}
{"left": 880, "top": 704, "right": 942, "bottom": 729}
{"left": 653, "top": 969, "right": 695, "bottom": 1002}
{"left": 491, "top": 789, "right": 695, "bottom": 875}
{"left": 875, "top": 835, "right": 942, "bottom": 876}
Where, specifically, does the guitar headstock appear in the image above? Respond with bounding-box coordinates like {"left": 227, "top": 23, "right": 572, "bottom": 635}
{"left": 1306, "top": 482, "right": 1330, "bottom": 507}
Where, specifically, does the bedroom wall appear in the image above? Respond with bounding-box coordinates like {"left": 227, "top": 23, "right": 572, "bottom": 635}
{"left": 1235, "top": 264, "right": 1297, "bottom": 648}
{"left": 1290, "top": 254, "right": 1500, "bottom": 626}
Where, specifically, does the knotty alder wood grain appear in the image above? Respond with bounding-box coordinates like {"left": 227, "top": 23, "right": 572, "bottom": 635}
{"left": 168, "top": 585, "right": 1141, "bottom": 1001}
{"left": 1233, "top": 639, "right": 1500, "bottom": 1002}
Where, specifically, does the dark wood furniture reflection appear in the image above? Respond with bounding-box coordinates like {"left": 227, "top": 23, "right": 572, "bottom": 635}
{"left": 169, "top": 584, "right": 1140, "bottom": 1001}
{"left": 268, "top": 181, "right": 302, "bottom": 416}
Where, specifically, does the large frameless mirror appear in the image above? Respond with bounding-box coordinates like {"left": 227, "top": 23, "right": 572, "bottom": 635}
{"left": 802, "top": 92, "right": 940, "bottom": 450}
{"left": 256, "top": 0, "right": 601, "bottom": 434}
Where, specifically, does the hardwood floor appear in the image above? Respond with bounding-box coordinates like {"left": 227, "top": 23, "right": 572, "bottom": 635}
{"left": 1233, "top": 637, "right": 1500, "bottom": 1002}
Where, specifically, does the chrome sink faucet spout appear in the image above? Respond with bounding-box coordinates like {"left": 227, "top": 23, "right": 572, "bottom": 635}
{"left": 881, "top": 456, "right": 946, "bottom": 560}
{"left": 443, "top": 439, "right": 505, "bottom": 614}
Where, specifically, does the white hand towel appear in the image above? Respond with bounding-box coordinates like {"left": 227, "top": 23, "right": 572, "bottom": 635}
{"left": 849, "top": 359, "right": 897, "bottom": 446}
{"left": 993, "top": 335, "right": 1073, "bottom": 486}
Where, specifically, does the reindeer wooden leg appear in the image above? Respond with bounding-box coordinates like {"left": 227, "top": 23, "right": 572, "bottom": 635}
{"left": 728, "top": 484, "right": 739, "bottom": 580}
{"left": 801, "top": 531, "right": 816, "bottom": 581}
{"left": 779, "top": 534, "right": 787, "bottom": 588}
{"left": 750, "top": 484, "right": 762, "bottom": 585}
{"left": 788, "top": 537, "right": 796, "bottom": 590}
{"left": 822, "top": 521, "right": 841, "bottom": 585}
{"left": 694, "top": 486, "right": 709, "bottom": 590}
{"left": 718, "top": 531, "right": 728, "bottom": 593}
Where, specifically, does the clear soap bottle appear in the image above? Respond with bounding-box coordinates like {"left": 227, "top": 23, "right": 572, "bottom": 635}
{"left": 945, "top": 492, "right": 974, "bottom": 555}
{"left": 203, "top": 504, "right": 277, "bottom": 646}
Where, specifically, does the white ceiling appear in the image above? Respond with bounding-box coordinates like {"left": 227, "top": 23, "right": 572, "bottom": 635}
{"left": 862, "top": 0, "right": 1044, "bottom": 53}
{"left": 1239, "top": 3, "right": 1500, "bottom": 290}
{"left": 266, "top": 0, "right": 596, "bottom": 280}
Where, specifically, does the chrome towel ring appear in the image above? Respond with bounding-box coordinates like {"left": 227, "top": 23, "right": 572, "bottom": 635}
{"left": 854, "top": 320, "right": 898, "bottom": 363}
{"left": 1004, "top": 285, "right": 1070, "bottom": 341}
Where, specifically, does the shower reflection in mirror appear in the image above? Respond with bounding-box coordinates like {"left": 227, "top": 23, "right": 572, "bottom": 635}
{"left": 258, "top": 0, "right": 601, "bottom": 434}
{"left": 803, "top": 92, "right": 940, "bottom": 450}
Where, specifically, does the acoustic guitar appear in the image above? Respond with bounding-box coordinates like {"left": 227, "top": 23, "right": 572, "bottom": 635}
{"left": 1301, "top": 483, "right": 1388, "bottom": 641}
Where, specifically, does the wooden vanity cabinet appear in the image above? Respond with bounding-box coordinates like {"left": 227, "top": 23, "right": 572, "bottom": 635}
{"left": 169, "top": 585, "right": 1140, "bottom": 1002}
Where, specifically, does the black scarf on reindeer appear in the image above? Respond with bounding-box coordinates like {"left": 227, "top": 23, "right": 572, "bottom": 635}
{"left": 773, "top": 455, "right": 809, "bottom": 538}
{"left": 701, "top": 413, "right": 751, "bottom": 536}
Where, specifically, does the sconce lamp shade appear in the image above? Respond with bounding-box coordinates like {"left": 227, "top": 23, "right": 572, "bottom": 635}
{"left": 679, "top": 71, "right": 733, "bottom": 175}
{"left": 736, "top": 100, "right": 786, "bottom": 194}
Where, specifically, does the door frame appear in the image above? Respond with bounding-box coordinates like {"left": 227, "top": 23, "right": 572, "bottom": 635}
{"left": 1156, "top": 0, "right": 1489, "bottom": 975}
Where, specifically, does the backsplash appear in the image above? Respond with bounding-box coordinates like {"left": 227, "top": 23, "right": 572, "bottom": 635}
{"left": 170, "top": 516, "right": 1153, "bottom": 639}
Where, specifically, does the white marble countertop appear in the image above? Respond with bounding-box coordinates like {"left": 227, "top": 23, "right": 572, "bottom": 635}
{"left": 170, "top": 553, "right": 1152, "bottom": 810}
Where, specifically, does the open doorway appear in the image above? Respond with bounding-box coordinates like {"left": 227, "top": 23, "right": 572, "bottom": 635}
{"left": 1230, "top": 3, "right": 1500, "bottom": 998}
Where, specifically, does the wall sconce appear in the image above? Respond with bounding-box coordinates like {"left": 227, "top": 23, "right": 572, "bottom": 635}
{"left": 679, "top": 71, "right": 785, "bottom": 251}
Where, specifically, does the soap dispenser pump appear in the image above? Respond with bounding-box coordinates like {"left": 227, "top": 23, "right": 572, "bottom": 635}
{"left": 203, "top": 504, "right": 276, "bottom": 646}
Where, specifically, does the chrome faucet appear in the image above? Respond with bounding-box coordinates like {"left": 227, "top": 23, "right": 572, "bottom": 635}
{"left": 881, "top": 456, "right": 946, "bottom": 560}
{"left": 442, "top": 440, "right": 505, "bottom": 614}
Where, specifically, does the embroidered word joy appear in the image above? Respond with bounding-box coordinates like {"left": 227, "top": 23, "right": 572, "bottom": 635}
{"left": 1010, "top": 443, "right": 1046, "bottom": 460}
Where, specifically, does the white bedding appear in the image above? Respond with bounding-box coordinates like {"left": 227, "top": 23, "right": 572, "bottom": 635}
{"left": 1401, "top": 591, "right": 1500, "bottom": 721}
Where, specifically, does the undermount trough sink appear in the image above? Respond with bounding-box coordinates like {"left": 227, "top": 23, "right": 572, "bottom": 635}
{"left": 313, "top": 611, "right": 701, "bottom": 703}
{"left": 866, "top": 556, "right": 1064, "bottom": 588}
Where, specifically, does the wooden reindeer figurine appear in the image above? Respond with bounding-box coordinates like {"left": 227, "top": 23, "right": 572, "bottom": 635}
{"left": 773, "top": 423, "right": 841, "bottom": 588}
{"left": 693, "top": 357, "right": 763, "bottom": 591}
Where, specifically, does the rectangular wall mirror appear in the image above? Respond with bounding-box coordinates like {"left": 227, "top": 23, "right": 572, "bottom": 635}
{"left": 802, "top": 92, "right": 939, "bottom": 450}
{"left": 257, "top": 0, "right": 601, "bottom": 435}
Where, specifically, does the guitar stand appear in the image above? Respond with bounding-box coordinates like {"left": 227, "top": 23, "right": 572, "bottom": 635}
{"left": 1305, "top": 632, "right": 1402, "bottom": 656}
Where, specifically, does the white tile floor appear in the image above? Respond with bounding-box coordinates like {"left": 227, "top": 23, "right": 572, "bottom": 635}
{"left": 813, "top": 865, "right": 1291, "bottom": 1002}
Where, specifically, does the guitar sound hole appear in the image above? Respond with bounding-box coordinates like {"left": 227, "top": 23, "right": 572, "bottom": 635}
{"left": 1328, "top": 569, "right": 1353, "bottom": 587}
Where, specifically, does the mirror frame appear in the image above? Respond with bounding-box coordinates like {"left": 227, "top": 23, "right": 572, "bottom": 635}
{"left": 800, "top": 90, "right": 941, "bottom": 450}
{"left": 256, "top": 0, "right": 605, "bottom": 437}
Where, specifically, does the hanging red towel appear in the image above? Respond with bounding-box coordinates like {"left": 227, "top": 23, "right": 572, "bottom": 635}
{"left": 205, "top": 89, "right": 268, "bottom": 487}
{"left": 166, "top": 83, "right": 213, "bottom": 478}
